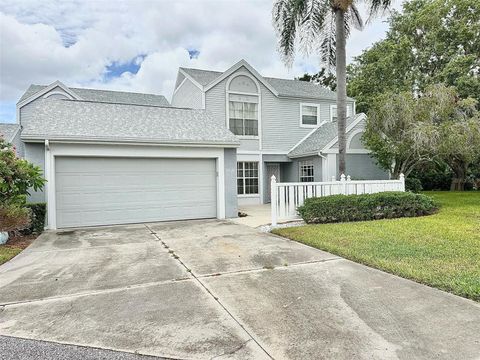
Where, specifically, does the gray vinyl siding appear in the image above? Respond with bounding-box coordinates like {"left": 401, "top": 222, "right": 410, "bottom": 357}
{"left": 262, "top": 95, "right": 354, "bottom": 152}
{"left": 205, "top": 76, "right": 232, "bottom": 144}
{"left": 204, "top": 66, "right": 354, "bottom": 153}
{"left": 10, "top": 128, "right": 24, "bottom": 157}
{"left": 171, "top": 78, "right": 203, "bottom": 109}
{"left": 331, "top": 121, "right": 364, "bottom": 149}
{"left": 292, "top": 156, "right": 322, "bottom": 182}
{"left": 341, "top": 154, "right": 389, "bottom": 180}
{"left": 19, "top": 98, "right": 42, "bottom": 129}
{"left": 224, "top": 148, "right": 238, "bottom": 218}
{"left": 24, "top": 142, "right": 45, "bottom": 203}
{"left": 349, "top": 132, "right": 365, "bottom": 149}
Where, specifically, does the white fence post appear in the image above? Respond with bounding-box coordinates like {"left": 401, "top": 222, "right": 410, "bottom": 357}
{"left": 400, "top": 173, "right": 405, "bottom": 191}
{"left": 271, "top": 175, "right": 277, "bottom": 226}
{"left": 340, "top": 174, "right": 346, "bottom": 195}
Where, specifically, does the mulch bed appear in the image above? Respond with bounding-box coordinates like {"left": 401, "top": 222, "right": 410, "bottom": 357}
{"left": 4, "top": 233, "right": 37, "bottom": 250}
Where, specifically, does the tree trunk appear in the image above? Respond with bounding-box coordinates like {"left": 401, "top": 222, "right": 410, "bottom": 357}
{"left": 450, "top": 163, "right": 467, "bottom": 191}
{"left": 335, "top": 9, "right": 347, "bottom": 177}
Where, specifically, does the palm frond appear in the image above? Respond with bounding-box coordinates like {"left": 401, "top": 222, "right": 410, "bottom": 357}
{"left": 348, "top": 4, "right": 364, "bottom": 31}
{"left": 365, "top": 0, "right": 393, "bottom": 23}
{"left": 319, "top": 8, "right": 336, "bottom": 69}
{"left": 272, "top": 0, "right": 307, "bottom": 67}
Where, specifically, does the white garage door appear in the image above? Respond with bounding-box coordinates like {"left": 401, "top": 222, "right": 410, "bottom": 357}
{"left": 55, "top": 157, "right": 217, "bottom": 228}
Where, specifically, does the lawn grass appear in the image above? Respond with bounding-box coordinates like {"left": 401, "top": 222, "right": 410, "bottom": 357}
{"left": 273, "top": 192, "right": 480, "bottom": 301}
{"left": 0, "top": 246, "right": 22, "bottom": 266}
{"left": 0, "top": 233, "right": 37, "bottom": 266}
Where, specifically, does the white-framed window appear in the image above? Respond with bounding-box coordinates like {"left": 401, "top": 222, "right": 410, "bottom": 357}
{"left": 330, "top": 104, "right": 352, "bottom": 122}
{"left": 299, "top": 160, "right": 314, "bottom": 182}
{"left": 229, "top": 101, "right": 258, "bottom": 136}
{"left": 300, "top": 103, "right": 320, "bottom": 127}
{"left": 237, "top": 162, "right": 259, "bottom": 195}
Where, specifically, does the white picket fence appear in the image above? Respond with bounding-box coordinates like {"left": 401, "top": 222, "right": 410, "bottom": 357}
{"left": 270, "top": 174, "right": 405, "bottom": 225}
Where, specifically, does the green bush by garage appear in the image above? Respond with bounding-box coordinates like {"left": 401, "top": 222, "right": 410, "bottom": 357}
{"left": 22, "top": 203, "right": 47, "bottom": 234}
{"left": 298, "top": 192, "right": 437, "bottom": 224}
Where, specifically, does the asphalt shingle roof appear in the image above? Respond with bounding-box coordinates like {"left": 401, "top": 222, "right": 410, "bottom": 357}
{"left": 180, "top": 67, "right": 353, "bottom": 101}
{"left": 18, "top": 85, "right": 170, "bottom": 107}
{"left": 0, "top": 123, "right": 20, "bottom": 143}
{"left": 21, "top": 99, "right": 239, "bottom": 146}
{"left": 288, "top": 115, "right": 359, "bottom": 157}
{"left": 180, "top": 68, "right": 222, "bottom": 86}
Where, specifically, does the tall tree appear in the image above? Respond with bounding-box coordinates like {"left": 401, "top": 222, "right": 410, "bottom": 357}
{"left": 297, "top": 68, "right": 337, "bottom": 91}
{"left": 364, "top": 84, "right": 480, "bottom": 188}
{"left": 348, "top": 0, "right": 480, "bottom": 113}
{"left": 272, "top": 0, "right": 392, "bottom": 176}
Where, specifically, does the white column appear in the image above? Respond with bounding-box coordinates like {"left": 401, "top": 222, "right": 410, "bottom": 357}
{"left": 271, "top": 175, "right": 277, "bottom": 226}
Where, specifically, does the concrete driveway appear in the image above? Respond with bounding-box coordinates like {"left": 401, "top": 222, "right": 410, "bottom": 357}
{"left": 0, "top": 220, "right": 479, "bottom": 359}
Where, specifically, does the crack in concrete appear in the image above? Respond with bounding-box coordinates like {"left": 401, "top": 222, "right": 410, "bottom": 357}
{"left": 0, "top": 277, "right": 193, "bottom": 308}
{"left": 196, "top": 256, "right": 343, "bottom": 279}
{"left": 144, "top": 224, "right": 274, "bottom": 360}
{"left": 209, "top": 339, "right": 252, "bottom": 359}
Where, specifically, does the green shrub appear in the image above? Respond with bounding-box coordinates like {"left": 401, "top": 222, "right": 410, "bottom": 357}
{"left": 21, "top": 203, "right": 46, "bottom": 234}
{"left": 0, "top": 204, "right": 31, "bottom": 232}
{"left": 298, "top": 192, "right": 438, "bottom": 224}
{"left": 405, "top": 177, "right": 423, "bottom": 193}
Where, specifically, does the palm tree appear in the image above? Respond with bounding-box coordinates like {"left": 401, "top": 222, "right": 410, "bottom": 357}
{"left": 273, "top": 0, "right": 392, "bottom": 176}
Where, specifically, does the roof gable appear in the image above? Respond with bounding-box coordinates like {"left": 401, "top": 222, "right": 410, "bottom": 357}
{"left": 288, "top": 115, "right": 362, "bottom": 158}
{"left": 18, "top": 82, "right": 170, "bottom": 108}
{"left": 179, "top": 60, "right": 354, "bottom": 101}
{"left": 0, "top": 123, "right": 21, "bottom": 143}
{"left": 204, "top": 59, "right": 279, "bottom": 96}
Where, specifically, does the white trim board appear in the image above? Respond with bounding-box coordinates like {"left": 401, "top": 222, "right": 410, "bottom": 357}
{"left": 44, "top": 142, "right": 226, "bottom": 229}
{"left": 205, "top": 59, "right": 279, "bottom": 96}
{"left": 299, "top": 103, "right": 321, "bottom": 128}
{"left": 321, "top": 113, "right": 367, "bottom": 152}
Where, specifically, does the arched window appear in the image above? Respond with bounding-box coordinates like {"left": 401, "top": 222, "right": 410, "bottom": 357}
{"left": 227, "top": 73, "right": 260, "bottom": 136}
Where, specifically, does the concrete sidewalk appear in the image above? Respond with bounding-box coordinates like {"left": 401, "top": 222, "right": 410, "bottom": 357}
{"left": 1, "top": 219, "right": 479, "bottom": 359}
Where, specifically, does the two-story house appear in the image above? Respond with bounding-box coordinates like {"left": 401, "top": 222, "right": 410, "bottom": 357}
{"left": 171, "top": 60, "right": 387, "bottom": 206}
{"left": 1, "top": 59, "right": 387, "bottom": 229}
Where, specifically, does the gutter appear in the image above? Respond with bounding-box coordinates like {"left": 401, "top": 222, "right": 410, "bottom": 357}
{"left": 20, "top": 135, "right": 240, "bottom": 148}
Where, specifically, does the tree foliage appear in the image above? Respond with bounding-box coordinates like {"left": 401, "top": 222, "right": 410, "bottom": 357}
{"left": 348, "top": 0, "right": 480, "bottom": 113}
{"left": 298, "top": 68, "right": 337, "bottom": 91}
{"left": 364, "top": 84, "right": 480, "bottom": 187}
{"left": 0, "top": 138, "right": 46, "bottom": 206}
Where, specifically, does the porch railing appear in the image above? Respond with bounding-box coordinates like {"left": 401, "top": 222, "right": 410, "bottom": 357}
{"left": 270, "top": 174, "right": 405, "bottom": 226}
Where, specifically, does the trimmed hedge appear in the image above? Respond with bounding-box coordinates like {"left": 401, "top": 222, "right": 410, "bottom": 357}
{"left": 298, "top": 192, "right": 438, "bottom": 224}
{"left": 21, "top": 203, "right": 47, "bottom": 234}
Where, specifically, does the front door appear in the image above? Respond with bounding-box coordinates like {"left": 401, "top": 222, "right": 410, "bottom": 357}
{"left": 266, "top": 163, "right": 281, "bottom": 203}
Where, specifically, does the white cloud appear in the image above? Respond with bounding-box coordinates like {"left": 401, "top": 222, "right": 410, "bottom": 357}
{"left": 0, "top": 0, "right": 400, "bottom": 122}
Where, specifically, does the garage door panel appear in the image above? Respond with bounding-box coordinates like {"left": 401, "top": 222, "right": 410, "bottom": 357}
{"left": 55, "top": 157, "right": 217, "bottom": 228}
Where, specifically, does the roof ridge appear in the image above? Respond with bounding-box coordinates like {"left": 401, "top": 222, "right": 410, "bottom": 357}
{"left": 180, "top": 67, "right": 223, "bottom": 73}
{"left": 70, "top": 86, "right": 166, "bottom": 97}
{"left": 43, "top": 98, "right": 200, "bottom": 111}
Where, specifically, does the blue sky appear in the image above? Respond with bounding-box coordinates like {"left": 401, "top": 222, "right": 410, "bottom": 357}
{"left": 0, "top": 0, "right": 402, "bottom": 123}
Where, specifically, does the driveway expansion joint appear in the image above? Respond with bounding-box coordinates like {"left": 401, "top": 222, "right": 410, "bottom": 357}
{"left": 0, "top": 277, "right": 194, "bottom": 308}
{"left": 144, "top": 224, "right": 274, "bottom": 360}
{"left": 196, "top": 256, "right": 343, "bottom": 279}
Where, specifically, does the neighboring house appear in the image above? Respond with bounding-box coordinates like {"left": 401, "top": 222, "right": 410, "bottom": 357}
{"left": 172, "top": 59, "right": 388, "bottom": 205}
{"left": 7, "top": 59, "right": 387, "bottom": 229}
{"left": 0, "top": 123, "right": 23, "bottom": 155}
